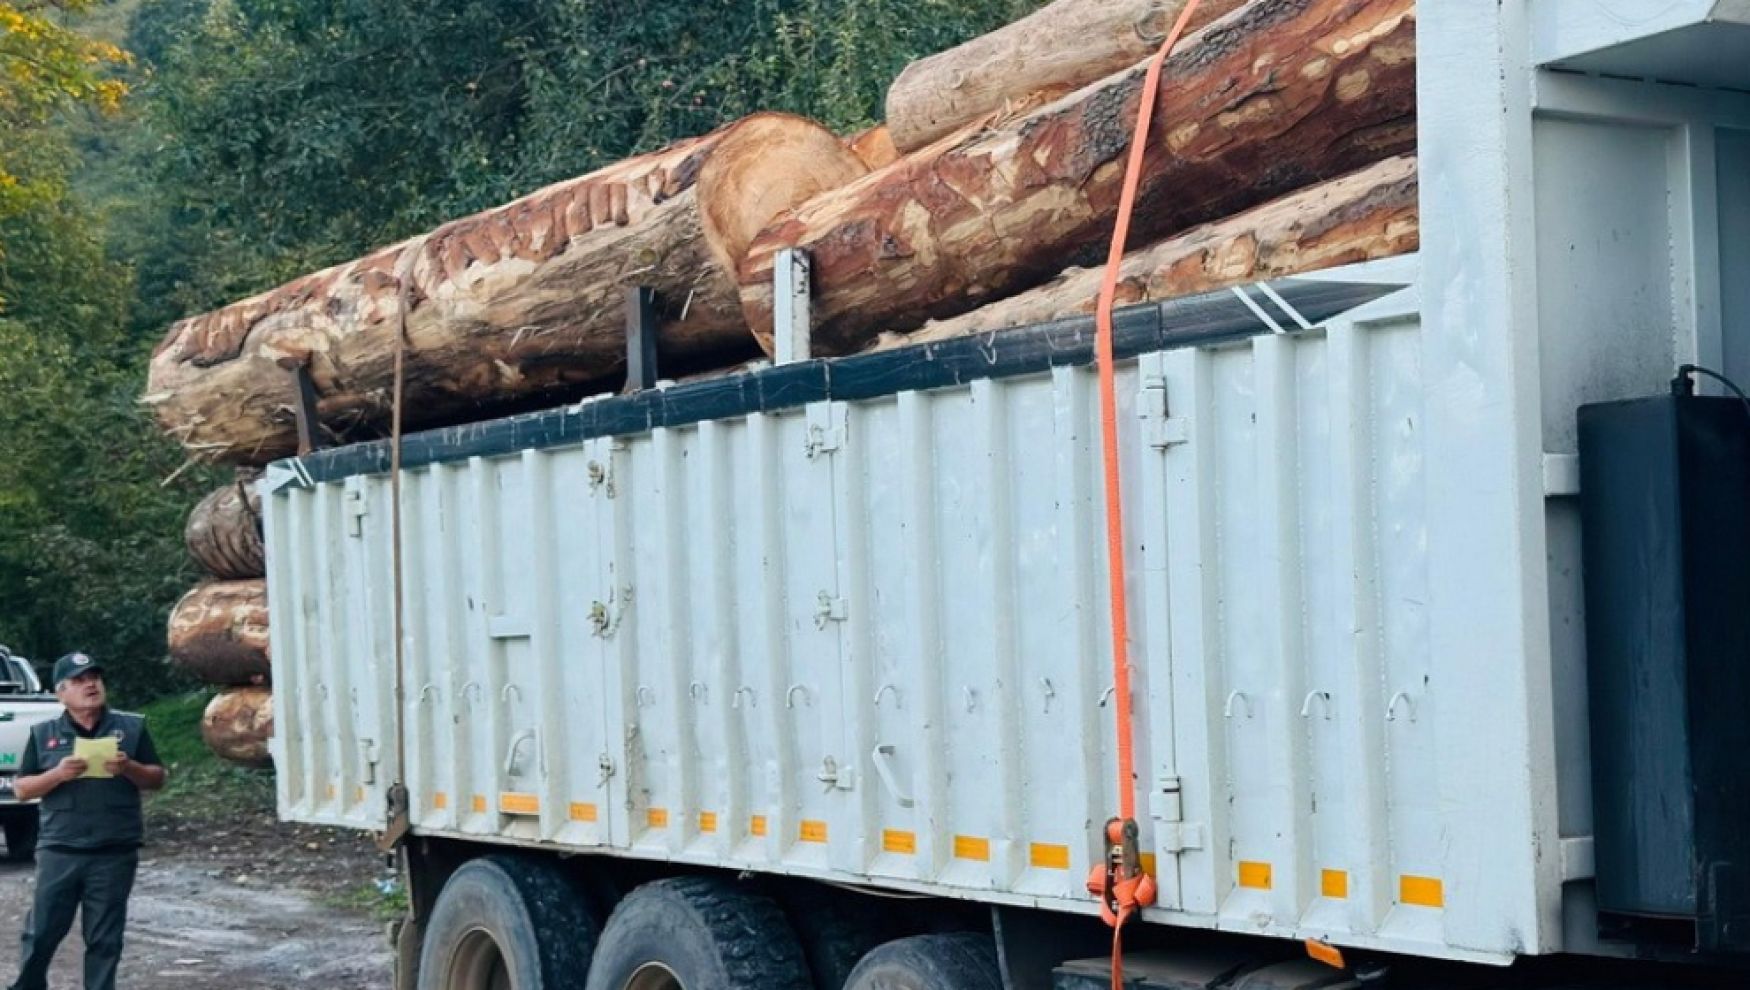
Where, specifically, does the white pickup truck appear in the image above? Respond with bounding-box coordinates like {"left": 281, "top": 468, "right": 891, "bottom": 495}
{"left": 0, "top": 647, "right": 59, "bottom": 860}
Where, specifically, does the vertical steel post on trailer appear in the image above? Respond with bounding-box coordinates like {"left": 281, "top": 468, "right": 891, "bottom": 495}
{"left": 1417, "top": 0, "right": 1563, "bottom": 953}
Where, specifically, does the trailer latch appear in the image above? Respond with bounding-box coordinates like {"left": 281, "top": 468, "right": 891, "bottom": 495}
{"left": 377, "top": 782, "right": 411, "bottom": 853}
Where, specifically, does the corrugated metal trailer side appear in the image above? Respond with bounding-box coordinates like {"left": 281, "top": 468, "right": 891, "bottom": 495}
{"left": 267, "top": 262, "right": 1559, "bottom": 965}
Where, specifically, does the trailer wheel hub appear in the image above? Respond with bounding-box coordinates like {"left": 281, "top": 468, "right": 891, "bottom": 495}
{"left": 447, "top": 926, "right": 511, "bottom": 990}
{"left": 622, "top": 962, "right": 683, "bottom": 990}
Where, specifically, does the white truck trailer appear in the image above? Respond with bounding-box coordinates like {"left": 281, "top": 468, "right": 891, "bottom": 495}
{"left": 262, "top": 3, "right": 1750, "bottom": 988}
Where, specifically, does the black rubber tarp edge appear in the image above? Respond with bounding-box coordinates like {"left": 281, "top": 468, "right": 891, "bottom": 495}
{"left": 278, "top": 278, "right": 1402, "bottom": 485}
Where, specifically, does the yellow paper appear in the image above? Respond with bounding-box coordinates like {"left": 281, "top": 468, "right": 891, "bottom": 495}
{"left": 74, "top": 737, "right": 118, "bottom": 778}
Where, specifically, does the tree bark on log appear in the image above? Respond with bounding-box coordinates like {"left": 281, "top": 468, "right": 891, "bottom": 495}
{"left": 885, "top": 0, "right": 1248, "bottom": 153}
{"left": 203, "top": 687, "right": 273, "bottom": 769}
{"left": 169, "top": 580, "right": 270, "bottom": 686}
{"left": 874, "top": 155, "right": 1418, "bottom": 350}
{"left": 741, "top": 0, "right": 1417, "bottom": 357}
{"left": 186, "top": 470, "right": 265, "bottom": 579}
{"left": 146, "top": 112, "right": 869, "bottom": 465}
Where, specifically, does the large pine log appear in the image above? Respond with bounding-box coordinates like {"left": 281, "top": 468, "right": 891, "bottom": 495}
{"left": 186, "top": 470, "right": 265, "bottom": 580}
{"left": 741, "top": 0, "right": 1417, "bottom": 357}
{"left": 169, "top": 580, "right": 270, "bottom": 686}
{"left": 146, "top": 112, "right": 869, "bottom": 464}
{"left": 876, "top": 155, "right": 1418, "bottom": 350}
{"left": 885, "top": 0, "right": 1248, "bottom": 153}
{"left": 203, "top": 687, "right": 274, "bottom": 769}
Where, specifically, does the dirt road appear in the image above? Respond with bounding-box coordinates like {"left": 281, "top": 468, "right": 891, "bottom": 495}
{"left": 0, "top": 813, "right": 391, "bottom": 989}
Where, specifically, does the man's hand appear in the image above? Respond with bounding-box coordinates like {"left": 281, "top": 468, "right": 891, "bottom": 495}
{"left": 113, "top": 754, "right": 167, "bottom": 792}
{"left": 14, "top": 756, "right": 86, "bottom": 800}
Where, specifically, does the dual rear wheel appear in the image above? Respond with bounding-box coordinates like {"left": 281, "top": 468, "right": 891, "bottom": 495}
{"left": 416, "top": 858, "right": 1001, "bottom": 990}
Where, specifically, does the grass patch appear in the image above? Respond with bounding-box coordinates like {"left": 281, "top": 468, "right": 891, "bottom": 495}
{"left": 324, "top": 877, "right": 410, "bottom": 924}
{"left": 139, "top": 691, "right": 275, "bottom": 821}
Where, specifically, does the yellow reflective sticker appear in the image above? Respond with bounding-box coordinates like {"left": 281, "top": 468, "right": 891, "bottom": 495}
{"left": 1029, "top": 843, "right": 1071, "bottom": 870}
{"left": 882, "top": 830, "right": 917, "bottom": 855}
{"left": 1400, "top": 875, "right": 1444, "bottom": 908}
{"left": 1238, "top": 861, "right": 1274, "bottom": 890}
{"left": 499, "top": 793, "right": 539, "bottom": 815}
{"left": 954, "top": 835, "right": 992, "bottom": 861}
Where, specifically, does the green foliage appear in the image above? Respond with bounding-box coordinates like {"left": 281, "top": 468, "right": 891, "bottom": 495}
{"left": 137, "top": 689, "right": 210, "bottom": 766}
{"left": 324, "top": 877, "right": 409, "bottom": 924}
{"left": 133, "top": 0, "right": 1037, "bottom": 318}
{"left": 140, "top": 691, "right": 276, "bottom": 817}
{"left": 0, "top": 120, "right": 212, "bottom": 702}
{"left": 0, "top": 1, "right": 131, "bottom": 250}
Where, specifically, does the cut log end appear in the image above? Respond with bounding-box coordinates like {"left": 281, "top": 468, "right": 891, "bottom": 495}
{"left": 696, "top": 112, "right": 870, "bottom": 282}
{"left": 202, "top": 687, "right": 274, "bottom": 769}
{"left": 186, "top": 470, "right": 265, "bottom": 579}
{"left": 169, "top": 579, "right": 270, "bottom": 687}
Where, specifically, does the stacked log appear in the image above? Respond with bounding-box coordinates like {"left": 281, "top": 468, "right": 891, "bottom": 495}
{"left": 875, "top": 155, "right": 1419, "bottom": 349}
{"left": 174, "top": 469, "right": 275, "bottom": 768}
{"left": 145, "top": 112, "right": 870, "bottom": 466}
{"left": 147, "top": 0, "right": 1423, "bottom": 771}
{"left": 168, "top": 579, "right": 270, "bottom": 686}
{"left": 739, "top": 0, "right": 1417, "bottom": 356}
{"left": 884, "top": 0, "right": 1250, "bottom": 153}
{"left": 185, "top": 469, "right": 264, "bottom": 579}
{"left": 202, "top": 687, "right": 274, "bottom": 769}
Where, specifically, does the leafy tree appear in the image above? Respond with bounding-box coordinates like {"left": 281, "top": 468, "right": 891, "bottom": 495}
{"left": 0, "top": 2, "right": 205, "bottom": 701}
{"left": 0, "top": 190, "right": 208, "bottom": 701}
{"left": 131, "top": 0, "right": 1038, "bottom": 320}
{"left": 0, "top": 1, "right": 130, "bottom": 246}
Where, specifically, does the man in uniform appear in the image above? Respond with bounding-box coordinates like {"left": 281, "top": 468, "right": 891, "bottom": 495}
{"left": 6, "top": 653, "right": 167, "bottom": 990}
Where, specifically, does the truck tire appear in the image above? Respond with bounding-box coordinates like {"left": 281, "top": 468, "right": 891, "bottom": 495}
{"left": 3, "top": 811, "right": 38, "bottom": 862}
{"left": 583, "top": 877, "right": 811, "bottom": 990}
{"left": 417, "top": 856, "right": 600, "bottom": 990}
{"left": 843, "top": 934, "right": 1003, "bottom": 990}
{"left": 781, "top": 888, "right": 896, "bottom": 990}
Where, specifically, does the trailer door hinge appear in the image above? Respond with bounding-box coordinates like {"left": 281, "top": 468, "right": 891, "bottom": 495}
{"left": 344, "top": 487, "right": 368, "bottom": 537}
{"left": 359, "top": 738, "right": 380, "bottom": 785}
{"left": 805, "top": 404, "right": 847, "bottom": 458}
{"left": 817, "top": 756, "right": 855, "bottom": 792}
{"left": 1149, "top": 775, "right": 1204, "bottom": 852}
{"left": 814, "top": 592, "right": 848, "bottom": 628}
{"left": 1140, "top": 377, "right": 1187, "bottom": 449}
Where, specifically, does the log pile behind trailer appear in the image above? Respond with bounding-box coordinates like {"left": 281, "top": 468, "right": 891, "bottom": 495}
{"left": 172, "top": 476, "right": 276, "bottom": 767}
{"left": 148, "top": 0, "right": 1420, "bottom": 767}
